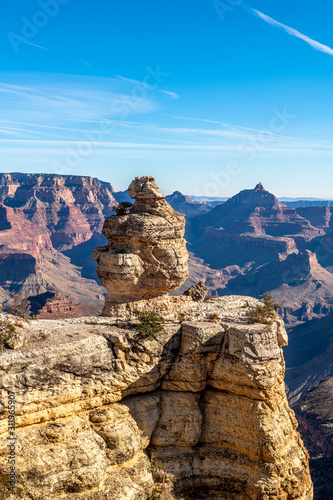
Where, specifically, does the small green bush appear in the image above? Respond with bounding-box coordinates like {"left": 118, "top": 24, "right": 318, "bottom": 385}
{"left": 0, "top": 316, "right": 16, "bottom": 350}
{"left": 133, "top": 310, "right": 164, "bottom": 340}
{"left": 246, "top": 293, "right": 284, "bottom": 325}
{"left": 149, "top": 455, "right": 167, "bottom": 499}
{"left": 114, "top": 202, "right": 133, "bottom": 216}
{"left": 150, "top": 455, "right": 164, "bottom": 482}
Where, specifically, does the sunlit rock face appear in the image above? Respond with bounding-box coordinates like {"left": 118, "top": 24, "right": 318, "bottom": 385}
{"left": 0, "top": 297, "right": 313, "bottom": 499}
{"left": 93, "top": 176, "right": 189, "bottom": 309}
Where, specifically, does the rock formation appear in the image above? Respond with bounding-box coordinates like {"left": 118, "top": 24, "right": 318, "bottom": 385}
{"left": 0, "top": 175, "right": 313, "bottom": 498}
{"left": 182, "top": 281, "right": 208, "bottom": 302}
{"left": 93, "top": 176, "right": 189, "bottom": 311}
{"left": 15, "top": 291, "right": 94, "bottom": 319}
{"left": 0, "top": 297, "right": 313, "bottom": 499}
{"left": 1, "top": 173, "right": 333, "bottom": 327}
{"left": 185, "top": 183, "right": 333, "bottom": 325}
{"left": 0, "top": 173, "right": 116, "bottom": 311}
{"left": 284, "top": 313, "right": 333, "bottom": 405}
{"left": 165, "top": 191, "right": 211, "bottom": 218}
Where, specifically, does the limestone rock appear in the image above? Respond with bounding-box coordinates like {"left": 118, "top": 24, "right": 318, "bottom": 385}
{"left": 183, "top": 281, "right": 208, "bottom": 302}
{"left": 0, "top": 297, "right": 312, "bottom": 499}
{"left": 93, "top": 176, "right": 189, "bottom": 309}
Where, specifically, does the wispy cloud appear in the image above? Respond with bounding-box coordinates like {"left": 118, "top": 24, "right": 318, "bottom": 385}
{"left": 244, "top": 4, "right": 333, "bottom": 56}
{"left": 2, "top": 139, "right": 333, "bottom": 155}
{"left": 22, "top": 40, "right": 49, "bottom": 51}
{"left": 158, "top": 89, "right": 179, "bottom": 99}
{"left": 115, "top": 74, "right": 179, "bottom": 99}
{"left": 0, "top": 73, "right": 157, "bottom": 124}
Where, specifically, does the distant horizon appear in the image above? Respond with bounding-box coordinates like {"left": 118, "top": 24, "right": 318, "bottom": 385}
{"left": 2, "top": 170, "right": 333, "bottom": 201}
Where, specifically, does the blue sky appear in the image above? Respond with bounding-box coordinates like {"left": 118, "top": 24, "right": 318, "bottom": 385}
{"left": 1, "top": 0, "right": 333, "bottom": 197}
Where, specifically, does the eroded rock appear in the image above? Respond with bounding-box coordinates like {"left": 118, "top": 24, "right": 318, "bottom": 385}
{"left": 183, "top": 281, "right": 208, "bottom": 302}
{"left": 93, "top": 176, "right": 189, "bottom": 310}
{"left": 0, "top": 297, "right": 313, "bottom": 499}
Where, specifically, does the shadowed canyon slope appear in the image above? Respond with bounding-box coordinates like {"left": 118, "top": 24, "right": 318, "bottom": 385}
{"left": 184, "top": 183, "right": 333, "bottom": 325}
{"left": 294, "top": 377, "right": 333, "bottom": 500}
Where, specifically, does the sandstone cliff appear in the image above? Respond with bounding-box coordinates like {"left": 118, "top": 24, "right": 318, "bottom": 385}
{"left": 0, "top": 296, "right": 312, "bottom": 499}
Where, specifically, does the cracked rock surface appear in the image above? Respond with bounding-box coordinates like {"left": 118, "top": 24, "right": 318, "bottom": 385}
{"left": 0, "top": 297, "right": 312, "bottom": 499}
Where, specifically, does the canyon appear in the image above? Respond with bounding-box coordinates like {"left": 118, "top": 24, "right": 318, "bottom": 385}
{"left": 0, "top": 175, "right": 314, "bottom": 499}
{"left": 1, "top": 173, "right": 333, "bottom": 327}
{"left": 294, "top": 377, "right": 333, "bottom": 500}
{"left": 0, "top": 173, "right": 116, "bottom": 313}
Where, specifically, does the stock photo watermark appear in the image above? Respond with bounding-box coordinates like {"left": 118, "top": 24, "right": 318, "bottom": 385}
{"left": 52, "top": 65, "right": 170, "bottom": 175}
{"left": 5, "top": 392, "right": 16, "bottom": 498}
{"left": 192, "top": 106, "right": 296, "bottom": 197}
{"left": 213, "top": 0, "right": 243, "bottom": 22}
{"left": 8, "top": 0, "right": 71, "bottom": 53}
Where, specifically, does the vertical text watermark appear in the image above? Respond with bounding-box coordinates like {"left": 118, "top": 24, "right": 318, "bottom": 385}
{"left": 7, "top": 392, "right": 16, "bottom": 496}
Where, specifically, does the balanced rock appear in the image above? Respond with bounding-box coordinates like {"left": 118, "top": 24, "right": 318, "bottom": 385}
{"left": 93, "top": 176, "right": 188, "bottom": 310}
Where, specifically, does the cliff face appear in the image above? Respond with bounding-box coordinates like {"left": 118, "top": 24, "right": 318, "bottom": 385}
{"left": 185, "top": 183, "right": 333, "bottom": 326}
{"left": 0, "top": 297, "right": 312, "bottom": 499}
{"left": 0, "top": 173, "right": 116, "bottom": 311}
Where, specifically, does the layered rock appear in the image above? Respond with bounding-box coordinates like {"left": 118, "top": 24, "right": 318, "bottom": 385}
{"left": 182, "top": 281, "right": 208, "bottom": 302}
{"left": 296, "top": 206, "right": 333, "bottom": 233}
{"left": 17, "top": 291, "right": 95, "bottom": 319}
{"left": 93, "top": 176, "right": 189, "bottom": 310}
{"left": 0, "top": 174, "right": 116, "bottom": 310}
{"left": 0, "top": 297, "right": 312, "bottom": 499}
{"left": 185, "top": 183, "right": 333, "bottom": 325}
{"left": 188, "top": 183, "right": 324, "bottom": 268}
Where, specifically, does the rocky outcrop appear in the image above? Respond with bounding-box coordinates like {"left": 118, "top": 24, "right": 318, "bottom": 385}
{"left": 188, "top": 183, "right": 324, "bottom": 267}
{"left": 294, "top": 377, "right": 333, "bottom": 458}
{"left": 296, "top": 206, "right": 333, "bottom": 233}
{"left": 93, "top": 177, "right": 189, "bottom": 310}
{"left": 185, "top": 183, "right": 333, "bottom": 325}
{"left": 0, "top": 297, "right": 312, "bottom": 499}
{"left": 182, "top": 281, "right": 208, "bottom": 302}
{"left": 16, "top": 291, "right": 95, "bottom": 319}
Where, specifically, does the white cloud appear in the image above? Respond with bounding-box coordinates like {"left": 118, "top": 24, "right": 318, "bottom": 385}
{"left": 0, "top": 73, "right": 157, "bottom": 124}
{"left": 249, "top": 7, "right": 333, "bottom": 56}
